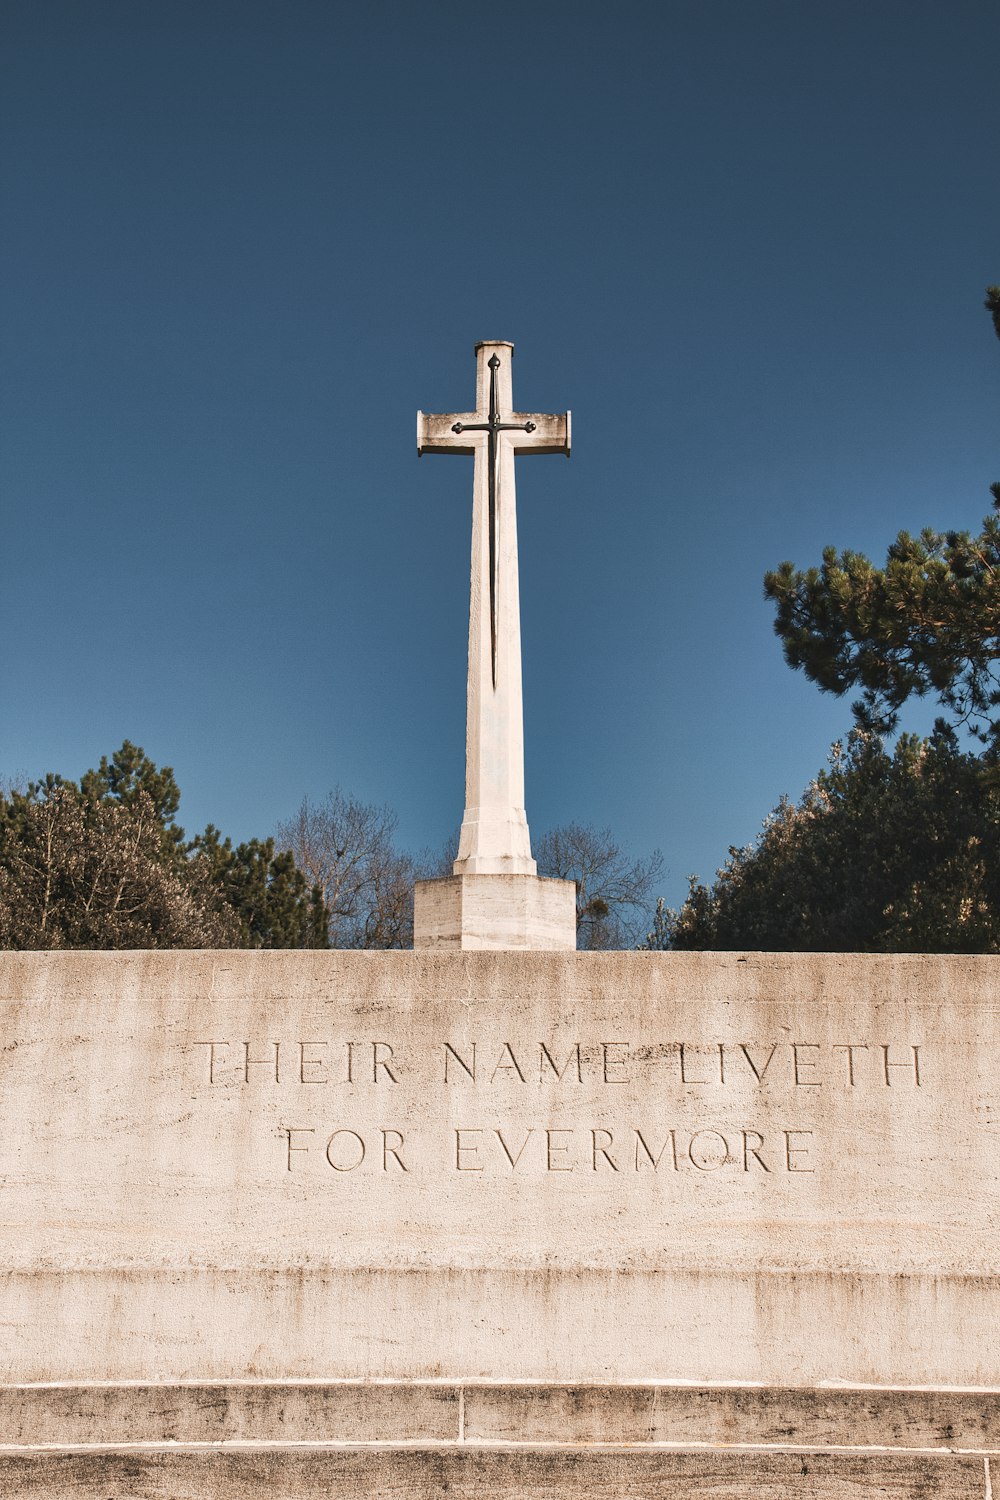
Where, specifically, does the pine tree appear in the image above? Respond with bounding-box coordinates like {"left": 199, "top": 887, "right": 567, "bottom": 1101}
{"left": 764, "top": 288, "right": 1000, "bottom": 752}
{"left": 191, "top": 827, "right": 328, "bottom": 949}
{"left": 668, "top": 729, "right": 1000, "bottom": 953}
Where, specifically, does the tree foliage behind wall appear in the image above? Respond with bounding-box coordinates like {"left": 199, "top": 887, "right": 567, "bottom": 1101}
{"left": 670, "top": 286, "right": 1000, "bottom": 954}
{"left": 0, "top": 784, "right": 239, "bottom": 949}
{"left": 0, "top": 743, "right": 328, "bottom": 950}
{"left": 535, "top": 823, "right": 663, "bottom": 950}
{"left": 0, "top": 746, "right": 665, "bottom": 952}
{"left": 275, "top": 790, "right": 418, "bottom": 949}
{"left": 669, "top": 730, "right": 1000, "bottom": 953}
{"left": 763, "top": 287, "right": 1000, "bottom": 753}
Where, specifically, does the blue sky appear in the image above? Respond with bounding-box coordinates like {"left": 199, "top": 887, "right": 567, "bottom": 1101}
{"left": 3, "top": 1, "right": 998, "bottom": 909}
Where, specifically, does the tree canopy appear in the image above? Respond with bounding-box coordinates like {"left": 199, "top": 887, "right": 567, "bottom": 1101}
{"left": 764, "top": 497, "right": 1000, "bottom": 752}
{"left": 674, "top": 287, "right": 1000, "bottom": 953}
{"left": 0, "top": 743, "right": 328, "bottom": 950}
{"left": 0, "top": 784, "right": 238, "bottom": 949}
{"left": 668, "top": 729, "right": 1000, "bottom": 953}
{"left": 275, "top": 790, "right": 419, "bottom": 949}
{"left": 0, "top": 746, "right": 663, "bottom": 951}
{"left": 764, "top": 288, "right": 1000, "bottom": 753}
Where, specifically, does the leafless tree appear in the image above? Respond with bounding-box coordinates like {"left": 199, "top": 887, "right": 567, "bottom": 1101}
{"left": 276, "top": 789, "right": 416, "bottom": 948}
{"left": 535, "top": 822, "right": 664, "bottom": 950}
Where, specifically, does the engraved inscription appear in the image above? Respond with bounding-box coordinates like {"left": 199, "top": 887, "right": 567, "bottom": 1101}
{"left": 196, "top": 1037, "right": 924, "bottom": 1089}
{"left": 283, "top": 1124, "right": 817, "bottom": 1175}
{"left": 192, "top": 1025, "right": 925, "bottom": 1183}
{"left": 283, "top": 1126, "right": 409, "bottom": 1172}
{"left": 195, "top": 1040, "right": 401, "bottom": 1086}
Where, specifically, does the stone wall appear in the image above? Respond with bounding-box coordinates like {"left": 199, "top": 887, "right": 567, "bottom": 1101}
{"left": 0, "top": 949, "right": 997, "bottom": 1496}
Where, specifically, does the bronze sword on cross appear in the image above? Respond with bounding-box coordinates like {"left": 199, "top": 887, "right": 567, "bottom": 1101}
{"left": 450, "top": 354, "right": 536, "bottom": 687}
{"left": 416, "top": 345, "right": 571, "bottom": 691}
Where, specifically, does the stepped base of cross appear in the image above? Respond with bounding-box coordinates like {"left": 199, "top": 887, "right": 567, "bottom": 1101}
{"left": 414, "top": 871, "right": 576, "bottom": 949}
{"left": 4, "top": 1379, "right": 994, "bottom": 1498}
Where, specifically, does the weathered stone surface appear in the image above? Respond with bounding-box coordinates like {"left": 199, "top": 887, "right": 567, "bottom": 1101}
{"left": 462, "top": 1383, "right": 1000, "bottom": 1451}
{"left": 0, "top": 1447, "right": 990, "bottom": 1499}
{"left": 0, "top": 949, "right": 998, "bottom": 1388}
{"left": 2, "top": 948, "right": 998, "bottom": 1493}
{"left": 0, "top": 1382, "right": 459, "bottom": 1446}
{"left": 4, "top": 1380, "right": 997, "bottom": 1451}
{"left": 413, "top": 870, "right": 576, "bottom": 948}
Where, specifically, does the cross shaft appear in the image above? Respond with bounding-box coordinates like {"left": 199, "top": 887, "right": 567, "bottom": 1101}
{"left": 451, "top": 354, "right": 536, "bottom": 685}
{"left": 417, "top": 342, "right": 570, "bottom": 876}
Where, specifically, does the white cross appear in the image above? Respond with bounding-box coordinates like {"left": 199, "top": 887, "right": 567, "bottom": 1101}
{"left": 417, "top": 341, "right": 571, "bottom": 874}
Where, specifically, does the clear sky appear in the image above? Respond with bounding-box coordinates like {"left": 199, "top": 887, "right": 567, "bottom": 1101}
{"left": 3, "top": 1, "right": 998, "bottom": 910}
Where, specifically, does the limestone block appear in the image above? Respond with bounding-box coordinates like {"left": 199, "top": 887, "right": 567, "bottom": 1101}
{"left": 2, "top": 947, "right": 1000, "bottom": 1495}
{"left": 0, "top": 949, "right": 998, "bottom": 1392}
{"left": 413, "top": 872, "right": 577, "bottom": 948}
{"left": 0, "top": 1445, "right": 990, "bottom": 1499}
{"left": 460, "top": 1383, "right": 1000, "bottom": 1450}
{"left": 4, "top": 1380, "right": 998, "bottom": 1451}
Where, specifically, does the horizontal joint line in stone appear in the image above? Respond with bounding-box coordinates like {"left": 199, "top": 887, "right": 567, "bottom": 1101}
{"left": 2, "top": 1440, "right": 999, "bottom": 1457}
{"left": 6, "top": 1379, "right": 1000, "bottom": 1393}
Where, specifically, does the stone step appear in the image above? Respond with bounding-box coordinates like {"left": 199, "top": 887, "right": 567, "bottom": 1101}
{"left": 1, "top": 1380, "right": 998, "bottom": 1450}
{"left": 0, "top": 1382, "right": 997, "bottom": 1498}
{"left": 0, "top": 1445, "right": 992, "bottom": 1499}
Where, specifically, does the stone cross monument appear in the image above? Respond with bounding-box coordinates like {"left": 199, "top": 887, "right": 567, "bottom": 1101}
{"left": 413, "top": 341, "right": 577, "bottom": 949}
{"left": 1, "top": 341, "right": 997, "bottom": 1495}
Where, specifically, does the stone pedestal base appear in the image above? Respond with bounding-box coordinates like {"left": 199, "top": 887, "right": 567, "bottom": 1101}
{"left": 413, "top": 873, "right": 576, "bottom": 950}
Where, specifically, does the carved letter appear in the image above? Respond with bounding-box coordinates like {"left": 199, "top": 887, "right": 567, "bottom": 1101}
{"left": 784, "top": 1129, "right": 815, "bottom": 1172}
{"left": 284, "top": 1126, "right": 315, "bottom": 1170}
{"left": 195, "top": 1041, "right": 229, "bottom": 1084}
{"left": 739, "top": 1044, "right": 778, "bottom": 1083}
{"left": 244, "top": 1041, "right": 280, "bottom": 1083}
{"left": 634, "top": 1129, "right": 678, "bottom": 1171}
{"left": 591, "top": 1128, "right": 619, "bottom": 1170}
{"left": 444, "top": 1043, "right": 476, "bottom": 1083}
{"left": 373, "top": 1041, "right": 399, "bottom": 1083}
{"left": 678, "top": 1044, "right": 709, "bottom": 1085}
{"left": 881, "top": 1044, "right": 921, "bottom": 1086}
{"left": 539, "top": 1043, "right": 582, "bottom": 1082}
{"left": 741, "top": 1130, "right": 771, "bottom": 1171}
{"left": 455, "top": 1129, "right": 483, "bottom": 1171}
{"left": 298, "top": 1042, "right": 329, "bottom": 1084}
{"left": 382, "top": 1129, "right": 407, "bottom": 1172}
{"left": 546, "top": 1128, "right": 575, "bottom": 1171}
{"left": 325, "top": 1130, "right": 366, "bottom": 1172}
{"left": 490, "top": 1043, "right": 527, "bottom": 1083}
{"left": 688, "top": 1129, "right": 730, "bottom": 1171}
{"left": 602, "top": 1042, "right": 630, "bottom": 1084}
{"left": 792, "top": 1043, "right": 822, "bottom": 1086}
{"left": 495, "top": 1128, "right": 533, "bottom": 1169}
{"left": 833, "top": 1043, "right": 869, "bottom": 1086}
